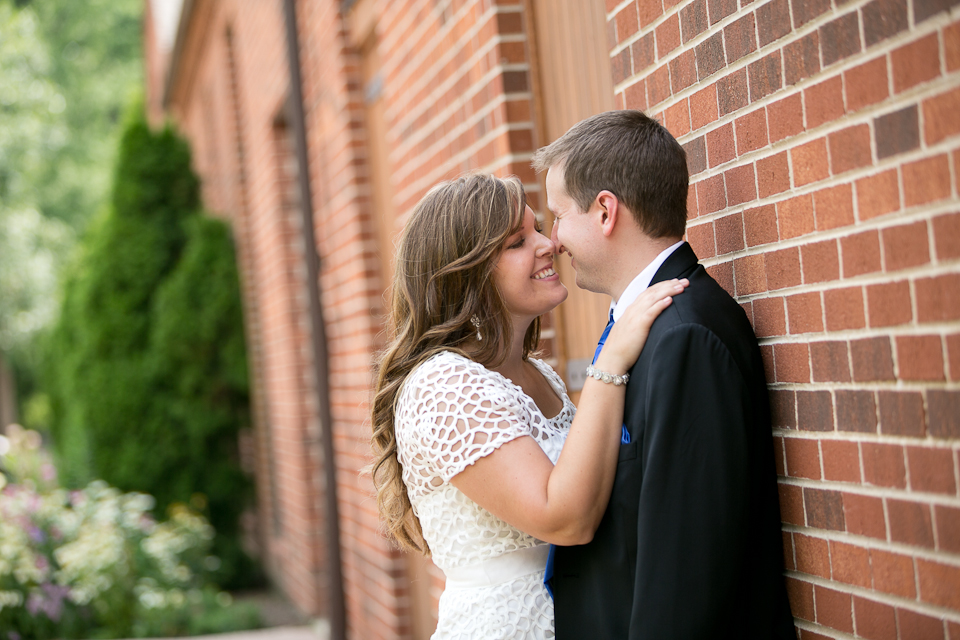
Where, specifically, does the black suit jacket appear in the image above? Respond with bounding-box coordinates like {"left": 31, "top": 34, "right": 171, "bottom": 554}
{"left": 552, "top": 243, "right": 795, "bottom": 639}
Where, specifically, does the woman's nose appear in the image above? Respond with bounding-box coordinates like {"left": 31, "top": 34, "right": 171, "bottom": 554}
{"left": 536, "top": 231, "right": 556, "bottom": 256}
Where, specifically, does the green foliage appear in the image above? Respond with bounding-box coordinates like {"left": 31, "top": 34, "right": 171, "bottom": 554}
{"left": 0, "top": 428, "right": 262, "bottom": 638}
{"left": 0, "top": 0, "right": 142, "bottom": 419}
{"left": 1, "top": 0, "right": 143, "bottom": 227}
{"left": 149, "top": 215, "right": 251, "bottom": 512}
{"left": 0, "top": 2, "right": 67, "bottom": 211}
{"left": 45, "top": 108, "right": 257, "bottom": 589}
{"left": 145, "top": 214, "right": 259, "bottom": 588}
{"left": 46, "top": 109, "right": 196, "bottom": 487}
{"left": 0, "top": 3, "right": 75, "bottom": 374}
{"left": 0, "top": 208, "right": 72, "bottom": 355}
{"left": 130, "top": 589, "right": 261, "bottom": 638}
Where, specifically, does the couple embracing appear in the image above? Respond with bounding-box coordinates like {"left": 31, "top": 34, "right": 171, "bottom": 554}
{"left": 371, "top": 111, "right": 795, "bottom": 639}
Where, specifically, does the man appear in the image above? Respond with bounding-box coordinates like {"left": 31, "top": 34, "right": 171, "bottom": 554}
{"left": 534, "top": 110, "right": 795, "bottom": 639}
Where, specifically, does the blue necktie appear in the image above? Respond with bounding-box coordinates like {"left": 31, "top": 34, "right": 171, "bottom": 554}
{"left": 593, "top": 311, "right": 631, "bottom": 445}
{"left": 545, "top": 311, "right": 629, "bottom": 598}
{"left": 592, "top": 310, "right": 615, "bottom": 365}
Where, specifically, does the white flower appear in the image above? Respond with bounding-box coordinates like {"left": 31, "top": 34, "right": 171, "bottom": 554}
{"left": 168, "top": 588, "right": 185, "bottom": 607}
{"left": 0, "top": 590, "right": 24, "bottom": 611}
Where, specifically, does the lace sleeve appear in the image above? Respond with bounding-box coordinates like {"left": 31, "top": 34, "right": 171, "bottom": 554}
{"left": 396, "top": 353, "right": 531, "bottom": 491}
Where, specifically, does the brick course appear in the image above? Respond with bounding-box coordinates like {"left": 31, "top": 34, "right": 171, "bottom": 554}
{"left": 147, "top": 0, "right": 960, "bottom": 636}
{"left": 150, "top": 0, "right": 542, "bottom": 636}
{"left": 612, "top": 0, "right": 960, "bottom": 634}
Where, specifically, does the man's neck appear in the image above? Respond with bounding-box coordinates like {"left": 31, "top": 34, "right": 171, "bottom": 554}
{"left": 608, "top": 235, "right": 683, "bottom": 303}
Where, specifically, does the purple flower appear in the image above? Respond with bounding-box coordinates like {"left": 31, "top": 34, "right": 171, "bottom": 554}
{"left": 27, "top": 525, "right": 45, "bottom": 544}
{"left": 25, "top": 583, "right": 68, "bottom": 623}
{"left": 26, "top": 592, "right": 40, "bottom": 616}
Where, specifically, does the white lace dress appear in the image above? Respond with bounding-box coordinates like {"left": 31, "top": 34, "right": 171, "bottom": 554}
{"left": 395, "top": 351, "right": 574, "bottom": 639}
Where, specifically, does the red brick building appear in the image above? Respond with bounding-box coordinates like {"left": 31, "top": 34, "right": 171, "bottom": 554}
{"left": 145, "top": 0, "right": 960, "bottom": 638}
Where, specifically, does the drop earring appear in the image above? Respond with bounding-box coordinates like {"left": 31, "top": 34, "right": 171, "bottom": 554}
{"left": 470, "top": 315, "right": 482, "bottom": 341}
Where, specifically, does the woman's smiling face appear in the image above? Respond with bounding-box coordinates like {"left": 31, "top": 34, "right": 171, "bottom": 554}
{"left": 493, "top": 205, "right": 568, "bottom": 326}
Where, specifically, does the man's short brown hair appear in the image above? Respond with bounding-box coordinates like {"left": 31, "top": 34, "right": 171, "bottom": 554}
{"left": 532, "top": 110, "right": 688, "bottom": 238}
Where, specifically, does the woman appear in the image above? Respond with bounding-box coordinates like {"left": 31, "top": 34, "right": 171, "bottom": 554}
{"left": 370, "top": 174, "right": 687, "bottom": 638}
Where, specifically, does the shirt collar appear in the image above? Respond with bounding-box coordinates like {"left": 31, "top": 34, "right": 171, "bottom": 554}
{"left": 611, "top": 240, "right": 685, "bottom": 323}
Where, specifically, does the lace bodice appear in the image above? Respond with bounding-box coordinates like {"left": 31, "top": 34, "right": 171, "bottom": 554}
{"left": 395, "top": 351, "right": 574, "bottom": 638}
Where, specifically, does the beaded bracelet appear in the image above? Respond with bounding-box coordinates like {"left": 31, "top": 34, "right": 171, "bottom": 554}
{"left": 585, "top": 364, "right": 630, "bottom": 386}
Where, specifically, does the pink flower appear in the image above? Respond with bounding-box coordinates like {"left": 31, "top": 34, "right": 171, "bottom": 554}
{"left": 41, "top": 464, "right": 56, "bottom": 482}
{"left": 26, "top": 583, "right": 68, "bottom": 622}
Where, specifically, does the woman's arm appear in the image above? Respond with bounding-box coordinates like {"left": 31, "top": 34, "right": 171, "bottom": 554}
{"left": 451, "top": 278, "right": 688, "bottom": 545}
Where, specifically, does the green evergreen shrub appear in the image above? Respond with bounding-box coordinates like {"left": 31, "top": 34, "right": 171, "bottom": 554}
{"left": 46, "top": 108, "right": 196, "bottom": 489}
{"left": 45, "top": 107, "right": 258, "bottom": 589}
{"left": 147, "top": 214, "right": 258, "bottom": 587}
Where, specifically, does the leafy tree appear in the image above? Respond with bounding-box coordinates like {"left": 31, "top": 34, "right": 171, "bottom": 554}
{"left": 46, "top": 109, "right": 257, "bottom": 587}
{"left": 0, "top": 0, "right": 142, "bottom": 418}
{"left": 0, "top": 4, "right": 72, "bottom": 362}
{"left": 148, "top": 215, "right": 256, "bottom": 586}
{"left": 3, "top": 0, "right": 257, "bottom": 590}
{"left": 0, "top": 208, "right": 72, "bottom": 356}
{"left": 2, "top": 0, "right": 142, "bottom": 227}
{"left": 46, "top": 107, "right": 196, "bottom": 486}
{"left": 0, "top": 2, "right": 67, "bottom": 212}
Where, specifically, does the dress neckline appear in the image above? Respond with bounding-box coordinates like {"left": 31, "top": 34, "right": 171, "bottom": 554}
{"left": 442, "top": 351, "right": 570, "bottom": 422}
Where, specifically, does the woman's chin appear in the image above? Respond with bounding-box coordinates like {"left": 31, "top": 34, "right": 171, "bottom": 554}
{"left": 546, "top": 287, "right": 569, "bottom": 311}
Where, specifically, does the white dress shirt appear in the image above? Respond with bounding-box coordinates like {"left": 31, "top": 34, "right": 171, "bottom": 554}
{"left": 611, "top": 240, "right": 685, "bottom": 323}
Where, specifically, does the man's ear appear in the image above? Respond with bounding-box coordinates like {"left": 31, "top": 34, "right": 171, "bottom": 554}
{"left": 596, "top": 190, "right": 619, "bottom": 238}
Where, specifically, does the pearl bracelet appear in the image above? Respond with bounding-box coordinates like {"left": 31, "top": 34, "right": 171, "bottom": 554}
{"left": 585, "top": 364, "right": 630, "bottom": 386}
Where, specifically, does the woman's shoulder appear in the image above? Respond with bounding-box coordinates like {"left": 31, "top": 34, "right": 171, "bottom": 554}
{"left": 401, "top": 351, "right": 504, "bottom": 400}
{"left": 408, "top": 350, "right": 485, "bottom": 380}
{"left": 396, "top": 351, "right": 528, "bottom": 442}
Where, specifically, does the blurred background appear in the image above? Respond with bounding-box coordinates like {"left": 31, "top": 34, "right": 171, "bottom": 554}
{"left": 2, "top": 0, "right": 959, "bottom": 639}
{"left": 1, "top": 0, "right": 272, "bottom": 636}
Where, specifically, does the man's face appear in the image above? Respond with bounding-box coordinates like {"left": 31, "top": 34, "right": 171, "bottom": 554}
{"left": 546, "top": 165, "right": 605, "bottom": 295}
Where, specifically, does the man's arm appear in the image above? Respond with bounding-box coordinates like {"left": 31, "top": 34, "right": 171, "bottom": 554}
{"left": 630, "top": 323, "right": 752, "bottom": 638}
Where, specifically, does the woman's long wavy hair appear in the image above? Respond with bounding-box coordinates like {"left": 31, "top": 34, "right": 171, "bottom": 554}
{"left": 370, "top": 174, "right": 542, "bottom": 554}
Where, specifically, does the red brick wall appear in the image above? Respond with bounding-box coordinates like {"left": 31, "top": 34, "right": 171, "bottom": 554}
{"left": 608, "top": 0, "right": 960, "bottom": 636}
{"left": 153, "top": 0, "right": 542, "bottom": 637}
{"left": 143, "top": 2, "right": 164, "bottom": 128}
{"left": 294, "top": 1, "right": 541, "bottom": 636}
{"left": 376, "top": 0, "right": 540, "bottom": 214}
{"left": 150, "top": 0, "right": 960, "bottom": 635}
{"left": 291, "top": 2, "right": 400, "bottom": 635}
{"left": 162, "top": 0, "right": 333, "bottom": 617}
